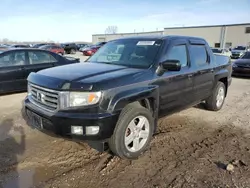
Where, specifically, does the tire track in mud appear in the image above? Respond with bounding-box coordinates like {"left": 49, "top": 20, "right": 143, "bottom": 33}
{"left": 39, "top": 87, "right": 250, "bottom": 188}
{"left": 42, "top": 114, "right": 250, "bottom": 188}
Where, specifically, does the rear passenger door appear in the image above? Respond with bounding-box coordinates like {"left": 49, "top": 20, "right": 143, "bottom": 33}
{"left": 188, "top": 40, "right": 214, "bottom": 101}
{"left": 24, "top": 50, "right": 58, "bottom": 79}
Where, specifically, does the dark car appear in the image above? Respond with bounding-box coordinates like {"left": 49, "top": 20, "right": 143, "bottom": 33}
{"left": 39, "top": 45, "right": 65, "bottom": 55}
{"left": 23, "top": 35, "right": 231, "bottom": 159}
{"left": 33, "top": 43, "right": 55, "bottom": 48}
{"left": 61, "top": 43, "right": 78, "bottom": 54}
{"left": 0, "top": 48, "right": 80, "bottom": 94}
{"left": 232, "top": 51, "right": 250, "bottom": 77}
{"left": 10, "top": 44, "right": 30, "bottom": 48}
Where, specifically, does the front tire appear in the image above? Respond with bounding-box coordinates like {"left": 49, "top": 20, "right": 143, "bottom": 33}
{"left": 204, "top": 81, "right": 226, "bottom": 111}
{"left": 109, "top": 102, "right": 154, "bottom": 159}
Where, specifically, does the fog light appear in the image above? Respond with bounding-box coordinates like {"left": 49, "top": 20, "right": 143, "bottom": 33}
{"left": 86, "top": 126, "right": 99, "bottom": 135}
{"left": 71, "top": 126, "right": 83, "bottom": 135}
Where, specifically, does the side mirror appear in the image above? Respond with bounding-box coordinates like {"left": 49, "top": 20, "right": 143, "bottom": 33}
{"left": 161, "top": 60, "right": 181, "bottom": 71}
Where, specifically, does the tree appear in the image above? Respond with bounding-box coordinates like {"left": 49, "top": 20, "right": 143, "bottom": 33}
{"left": 2, "top": 38, "right": 9, "bottom": 43}
{"left": 105, "top": 26, "right": 118, "bottom": 34}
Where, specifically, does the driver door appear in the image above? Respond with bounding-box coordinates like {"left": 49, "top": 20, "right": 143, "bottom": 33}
{"left": 156, "top": 39, "right": 195, "bottom": 110}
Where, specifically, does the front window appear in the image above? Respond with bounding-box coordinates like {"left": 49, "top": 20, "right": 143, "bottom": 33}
{"left": 211, "top": 48, "right": 222, "bottom": 53}
{"left": 240, "top": 52, "right": 250, "bottom": 59}
{"left": 87, "top": 39, "right": 163, "bottom": 68}
{"left": 233, "top": 46, "right": 246, "bottom": 50}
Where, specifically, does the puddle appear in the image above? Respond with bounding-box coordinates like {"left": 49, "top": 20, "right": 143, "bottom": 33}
{"left": 1, "top": 165, "right": 55, "bottom": 188}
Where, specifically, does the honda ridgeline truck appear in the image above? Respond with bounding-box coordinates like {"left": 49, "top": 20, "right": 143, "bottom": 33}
{"left": 23, "top": 35, "right": 232, "bottom": 159}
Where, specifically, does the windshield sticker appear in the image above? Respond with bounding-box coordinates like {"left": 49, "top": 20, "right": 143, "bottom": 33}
{"left": 137, "top": 41, "right": 155, "bottom": 46}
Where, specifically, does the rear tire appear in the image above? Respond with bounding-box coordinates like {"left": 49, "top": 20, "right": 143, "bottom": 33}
{"left": 204, "top": 81, "right": 226, "bottom": 111}
{"left": 108, "top": 102, "right": 154, "bottom": 159}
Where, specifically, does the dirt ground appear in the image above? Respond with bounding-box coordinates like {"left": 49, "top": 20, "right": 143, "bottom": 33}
{"left": 0, "top": 70, "right": 250, "bottom": 187}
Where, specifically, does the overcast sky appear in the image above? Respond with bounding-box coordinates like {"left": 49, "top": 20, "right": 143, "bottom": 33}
{"left": 0, "top": 0, "right": 250, "bottom": 42}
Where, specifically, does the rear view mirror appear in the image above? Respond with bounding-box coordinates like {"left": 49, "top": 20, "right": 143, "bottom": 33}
{"left": 161, "top": 60, "right": 181, "bottom": 71}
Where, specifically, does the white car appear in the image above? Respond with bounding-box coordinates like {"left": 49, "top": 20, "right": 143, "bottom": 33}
{"left": 211, "top": 48, "right": 232, "bottom": 57}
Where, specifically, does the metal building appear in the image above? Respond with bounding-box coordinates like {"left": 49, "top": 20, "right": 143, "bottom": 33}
{"left": 92, "top": 23, "right": 250, "bottom": 48}
{"left": 92, "top": 31, "right": 163, "bottom": 44}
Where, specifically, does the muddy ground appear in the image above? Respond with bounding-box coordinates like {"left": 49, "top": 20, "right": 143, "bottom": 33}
{"left": 0, "top": 76, "right": 250, "bottom": 188}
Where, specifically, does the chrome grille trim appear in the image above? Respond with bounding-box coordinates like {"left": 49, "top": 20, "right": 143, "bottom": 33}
{"left": 28, "top": 83, "right": 59, "bottom": 112}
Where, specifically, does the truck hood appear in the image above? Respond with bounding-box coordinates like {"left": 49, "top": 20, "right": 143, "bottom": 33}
{"left": 28, "top": 62, "right": 148, "bottom": 91}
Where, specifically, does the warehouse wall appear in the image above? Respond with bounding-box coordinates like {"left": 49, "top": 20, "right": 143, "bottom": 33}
{"left": 225, "top": 24, "right": 250, "bottom": 47}
{"left": 92, "top": 31, "right": 163, "bottom": 44}
{"left": 164, "top": 26, "right": 222, "bottom": 47}
{"left": 92, "top": 24, "right": 250, "bottom": 48}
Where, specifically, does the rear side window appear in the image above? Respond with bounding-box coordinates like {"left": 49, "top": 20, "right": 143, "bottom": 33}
{"left": 189, "top": 45, "right": 208, "bottom": 66}
{"left": 28, "top": 51, "right": 57, "bottom": 64}
{"left": 166, "top": 45, "right": 188, "bottom": 67}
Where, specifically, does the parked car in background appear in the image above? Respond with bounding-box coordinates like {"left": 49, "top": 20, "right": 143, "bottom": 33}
{"left": 76, "top": 43, "right": 88, "bottom": 51}
{"left": 39, "top": 45, "right": 65, "bottom": 55}
{"left": 23, "top": 35, "right": 232, "bottom": 159}
{"left": 61, "top": 43, "right": 78, "bottom": 54}
{"left": 232, "top": 51, "right": 250, "bottom": 77}
{"left": 79, "top": 44, "right": 91, "bottom": 52}
{"left": 95, "top": 42, "right": 107, "bottom": 46}
{"left": 0, "top": 48, "right": 80, "bottom": 94}
{"left": 211, "top": 47, "right": 232, "bottom": 57}
{"left": 33, "top": 43, "right": 55, "bottom": 48}
{"left": 10, "top": 44, "right": 30, "bottom": 48}
{"left": 82, "top": 42, "right": 107, "bottom": 56}
{"left": 231, "top": 46, "right": 250, "bottom": 59}
{"left": 82, "top": 45, "right": 101, "bottom": 56}
{"left": 0, "top": 44, "right": 9, "bottom": 51}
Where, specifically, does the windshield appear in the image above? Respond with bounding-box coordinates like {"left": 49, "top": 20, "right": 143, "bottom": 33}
{"left": 212, "top": 48, "right": 222, "bottom": 53}
{"left": 233, "top": 46, "right": 246, "bottom": 50}
{"left": 240, "top": 52, "right": 250, "bottom": 59}
{"left": 87, "top": 39, "right": 162, "bottom": 68}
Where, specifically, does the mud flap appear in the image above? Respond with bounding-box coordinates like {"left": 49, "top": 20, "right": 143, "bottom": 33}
{"left": 86, "top": 141, "right": 109, "bottom": 152}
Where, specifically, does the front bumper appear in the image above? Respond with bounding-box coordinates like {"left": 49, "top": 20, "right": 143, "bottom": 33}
{"left": 23, "top": 96, "right": 119, "bottom": 141}
{"left": 232, "top": 67, "right": 250, "bottom": 77}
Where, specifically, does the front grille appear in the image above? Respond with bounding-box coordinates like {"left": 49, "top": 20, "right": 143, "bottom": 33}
{"left": 29, "top": 83, "right": 59, "bottom": 111}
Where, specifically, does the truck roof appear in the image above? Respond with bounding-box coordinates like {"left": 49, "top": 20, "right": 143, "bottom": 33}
{"left": 114, "top": 35, "right": 206, "bottom": 41}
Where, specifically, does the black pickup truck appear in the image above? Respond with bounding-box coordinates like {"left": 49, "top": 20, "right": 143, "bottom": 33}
{"left": 23, "top": 35, "right": 232, "bottom": 159}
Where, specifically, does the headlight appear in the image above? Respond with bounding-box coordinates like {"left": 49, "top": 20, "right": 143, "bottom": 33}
{"left": 59, "top": 91, "right": 102, "bottom": 108}
{"left": 27, "top": 84, "right": 31, "bottom": 95}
